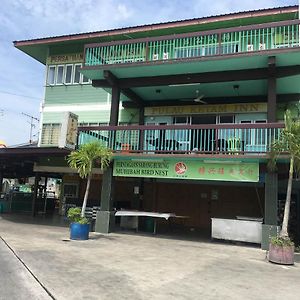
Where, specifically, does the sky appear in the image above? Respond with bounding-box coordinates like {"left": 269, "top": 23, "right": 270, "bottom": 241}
{"left": 0, "top": 0, "right": 298, "bottom": 146}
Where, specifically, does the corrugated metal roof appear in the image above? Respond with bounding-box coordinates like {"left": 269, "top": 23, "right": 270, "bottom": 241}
{"left": 14, "top": 5, "right": 298, "bottom": 46}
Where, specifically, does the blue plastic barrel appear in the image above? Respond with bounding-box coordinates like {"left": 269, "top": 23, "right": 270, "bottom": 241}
{"left": 70, "top": 223, "right": 90, "bottom": 240}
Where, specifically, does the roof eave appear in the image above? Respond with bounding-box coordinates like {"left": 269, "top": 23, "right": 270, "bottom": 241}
{"left": 14, "top": 5, "right": 298, "bottom": 47}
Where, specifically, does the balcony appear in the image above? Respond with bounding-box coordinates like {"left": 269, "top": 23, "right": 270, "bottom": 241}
{"left": 84, "top": 20, "right": 300, "bottom": 68}
{"left": 78, "top": 123, "right": 284, "bottom": 157}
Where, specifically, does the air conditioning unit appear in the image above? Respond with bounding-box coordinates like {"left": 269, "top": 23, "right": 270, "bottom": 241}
{"left": 247, "top": 44, "right": 254, "bottom": 51}
{"left": 153, "top": 53, "right": 159, "bottom": 60}
{"left": 163, "top": 52, "right": 169, "bottom": 60}
{"left": 259, "top": 43, "right": 266, "bottom": 50}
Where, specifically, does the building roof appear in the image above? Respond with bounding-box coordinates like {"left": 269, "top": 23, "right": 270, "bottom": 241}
{"left": 0, "top": 147, "right": 71, "bottom": 178}
{"left": 14, "top": 5, "right": 298, "bottom": 47}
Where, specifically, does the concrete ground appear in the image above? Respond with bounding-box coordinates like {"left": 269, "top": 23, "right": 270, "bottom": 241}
{"left": 0, "top": 214, "right": 299, "bottom": 300}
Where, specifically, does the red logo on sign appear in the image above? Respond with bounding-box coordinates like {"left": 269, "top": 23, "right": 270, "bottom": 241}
{"left": 175, "top": 162, "right": 187, "bottom": 175}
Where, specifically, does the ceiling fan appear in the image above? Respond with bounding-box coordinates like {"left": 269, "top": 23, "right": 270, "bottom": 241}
{"left": 193, "top": 90, "right": 206, "bottom": 104}
{"left": 178, "top": 90, "right": 207, "bottom": 103}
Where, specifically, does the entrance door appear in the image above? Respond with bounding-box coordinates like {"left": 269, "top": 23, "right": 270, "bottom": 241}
{"left": 173, "top": 116, "right": 191, "bottom": 151}
{"left": 144, "top": 116, "right": 172, "bottom": 151}
{"left": 191, "top": 115, "right": 216, "bottom": 152}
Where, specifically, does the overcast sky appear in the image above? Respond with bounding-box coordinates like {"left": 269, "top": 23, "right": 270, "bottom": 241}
{"left": 0, "top": 0, "right": 297, "bottom": 145}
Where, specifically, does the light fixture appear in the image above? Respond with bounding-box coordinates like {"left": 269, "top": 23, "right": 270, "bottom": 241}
{"left": 168, "top": 83, "right": 200, "bottom": 87}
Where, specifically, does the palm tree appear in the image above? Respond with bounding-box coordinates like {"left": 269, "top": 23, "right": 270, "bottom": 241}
{"left": 67, "top": 142, "right": 113, "bottom": 218}
{"left": 269, "top": 109, "right": 300, "bottom": 239}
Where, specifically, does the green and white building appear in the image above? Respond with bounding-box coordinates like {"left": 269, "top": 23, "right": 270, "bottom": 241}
{"left": 14, "top": 5, "right": 300, "bottom": 248}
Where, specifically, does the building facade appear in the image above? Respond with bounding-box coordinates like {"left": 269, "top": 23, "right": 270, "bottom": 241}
{"left": 14, "top": 6, "right": 300, "bottom": 248}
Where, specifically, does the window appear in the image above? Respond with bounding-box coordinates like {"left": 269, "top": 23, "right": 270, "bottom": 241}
{"left": 65, "top": 65, "right": 73, "bottom": 84}
{"left": 47, "top": 66, "right": 56, "bottom": 85}
{"left": 40, "top": 123, "right": 61, "bottom": 145}
{"left": 46, "top": 63, "right": 89, "bottom": 85}
{"left": 63, "top": 183, "right": 78, "bottom": 198}
{"left": 73, "top": 64, "right": 81, "bottom": 84}
{"left": 56, "top": 65, "right": 64, "bottom": 85}
{"left": 82, "top": 73, "right": 90, "bottom": 83}
{"left": 218, "top": 115, "right": 234, "bottom": 124}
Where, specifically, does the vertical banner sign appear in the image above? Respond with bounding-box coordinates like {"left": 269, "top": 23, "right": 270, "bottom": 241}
{"left": 58, "top": 112, "right": 78, "bottom": 149}
{"left": 113, "top": 159, "right": 259, "bottom": 182}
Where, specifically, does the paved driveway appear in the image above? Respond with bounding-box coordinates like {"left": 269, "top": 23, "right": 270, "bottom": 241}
{"left": 0, "top": 215, "right": 299, "bottom": 300}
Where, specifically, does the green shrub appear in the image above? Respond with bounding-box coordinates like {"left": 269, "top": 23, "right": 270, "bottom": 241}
{"left": 67, "top": 207, "right": 89, "bottom": 224}
{"left": 270, "top": 236, "right": 294, "bottom": 247}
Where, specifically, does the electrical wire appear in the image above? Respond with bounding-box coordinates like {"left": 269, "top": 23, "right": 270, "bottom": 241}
{"left": 0, "top": 90, "right": 42, "bottom": 101}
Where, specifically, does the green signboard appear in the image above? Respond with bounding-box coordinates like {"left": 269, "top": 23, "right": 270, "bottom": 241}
{"left": 113, "top": 159, "right": 259, "bottom": 182}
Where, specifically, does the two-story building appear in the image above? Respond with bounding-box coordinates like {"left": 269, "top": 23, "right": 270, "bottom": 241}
{"left": 14, "top": 5, "right": 300, "bottom": 248}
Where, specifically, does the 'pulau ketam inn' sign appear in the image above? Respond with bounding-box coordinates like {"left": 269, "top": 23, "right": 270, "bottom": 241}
{"left": 113, "top": 159, "right": 259, "bottom": 182}
{"left": 145, "top": 102, "right": 267, "bottom": 116}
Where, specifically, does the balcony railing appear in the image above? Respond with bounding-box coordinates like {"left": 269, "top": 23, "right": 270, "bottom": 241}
{"left": 78, "top": 123, "right": 284, "bottom": 155}
{"left": 84, "top": 20, "right": 300, "bottom": 67}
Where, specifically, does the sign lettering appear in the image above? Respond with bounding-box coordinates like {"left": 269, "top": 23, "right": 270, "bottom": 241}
{"left": 144, "top": 102, "right": 267, "bottom": 116}
{"left": 113, "top": 159, "right": 259, "bottom": 182}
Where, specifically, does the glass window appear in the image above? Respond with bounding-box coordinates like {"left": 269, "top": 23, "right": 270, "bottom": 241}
{"left": 63, "top": 183, "right": 78, "bottom": 198}
{"left": 47, "top": 66, "right": 56, "bottom": 85}
{"left": 73, "top": 64, "right": 81, "bottom": 83}
{"left": 173, "top": 116, "right": 190, "bottom": 124}
{"left": 41, "top": 123, "right": 61, "bottom": 145}
{"left": 219, "top": 115, "right": 234, "bottom": 123}
{"left": 82, "top": 74, "right": 90, "bottom": 83}
{"left": 56, "top": 65, "right": 64, "bottom": 84}
{"left": 65, "top": 65, "right": 73, "bottom": 84}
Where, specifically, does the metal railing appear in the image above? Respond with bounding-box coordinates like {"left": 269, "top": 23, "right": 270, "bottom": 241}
{"left": 78, "top": 123, "right": 284, "bottom": 155}
{"left": 84, "top": 20, "right": 300, "bottom": 67}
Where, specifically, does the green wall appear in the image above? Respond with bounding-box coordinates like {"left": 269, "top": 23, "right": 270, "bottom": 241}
{"left": 45, "top": 84, "right": 107, "bottom": 105}
{"left": 43, "top": 84, "right": 138, "bottom": 124}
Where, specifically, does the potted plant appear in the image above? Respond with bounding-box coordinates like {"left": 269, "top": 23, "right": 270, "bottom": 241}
{"left": 67, "top": 207, "right": 90, "bottom": 240}
{"left": 67, "top": 142, "right": 113, "bottom": 240}
{"left": 268, "top": 109, "right": 300, "bottom": 264}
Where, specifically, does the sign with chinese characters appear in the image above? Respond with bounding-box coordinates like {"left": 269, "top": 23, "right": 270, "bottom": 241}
{"left": 58, "top": 112, "right": 78, "bottom": 150}
{"left": 144, "top": 102, "right": 267, "bottom": 116}
{"left": 113, "top": 159, "right": 259, "bottom": 182}
{"left": 46, "top": 53, "right": 84, "bottom": 64}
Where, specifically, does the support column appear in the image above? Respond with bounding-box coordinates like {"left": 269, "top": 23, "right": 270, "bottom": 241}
{"left": 96, "top": 84, "right": 120, "bottom": 233}
{"left": 262, "top": 172, "right": 278, "bottom": 250}
{"left": 139, "top": 106, "right": 145, "bottom": 151}
{"left": 32, "top": 174, "right": 40, "bottom": 217}
{"left": 0, "top": 172, "right": 3, "bottom": 193}
{"left": 267, "top": 56, "right": 276, "bottom": 123}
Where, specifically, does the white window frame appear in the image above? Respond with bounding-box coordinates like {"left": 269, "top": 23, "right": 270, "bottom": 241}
{"left": 80, "top": 63, "right": 90, "bottom": 84}
{"left": 47, "top": 65, "right": 56, "bottom": 86}
{"left": 56, "top": 65, "right": 65, "bottom": 85}
{"left": 73, "top": 63, "right": 82, "bottom": 84}
{"left": 64, "top": 64, "right": 73, "bottom": 85}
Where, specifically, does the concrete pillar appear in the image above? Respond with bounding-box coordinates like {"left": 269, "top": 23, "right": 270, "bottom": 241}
{"left": 139, "top": 106, "right": 145, "bottom": 152}
{"left": 32, "top": 174, "right": 40, "bottom": 217}
{"left": 262, "top": 172, "right": 279, "bottom": 250}
{"left": 267, "top": 56, "right": 276, "bottom": 123}
{"left": 0, "top": 172, "right": 3, "bottom": 193}
{"left": 96, "top": 85, "right": 120, "bottom": 233}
